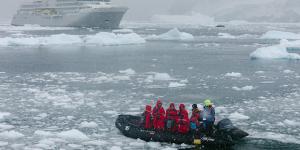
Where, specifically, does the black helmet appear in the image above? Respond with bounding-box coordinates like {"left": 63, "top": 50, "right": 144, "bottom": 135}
{"left": 192, "top": 104, "right": 198, "bottom": 109}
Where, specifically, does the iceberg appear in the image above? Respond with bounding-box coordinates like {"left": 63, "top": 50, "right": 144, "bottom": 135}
{"left": 218, "top": 33, "right": 236, "bottom": 39}
{"left": 0, "top": 32, "right": 146, "bottom": 46}
{"left": 261, "top": 30, "right": 300, "bottom": 40}
{"left": 232, "top": 86, "right": 254, "bottom": 91}
{"left": 147, "top": 28, "right": 194, "bottom": 41}
{"left": 250, "top": 44, "right": 300, "bottom": 60}
{"left": 225, "top": 72, "right": 242, "bottom": 78}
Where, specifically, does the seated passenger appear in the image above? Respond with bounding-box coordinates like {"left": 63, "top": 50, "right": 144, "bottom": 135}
{"left": 177, "top": 104, "right": 189, "bottom": 134}
{"left": 190, "top": 104, "right": 201, "bottom": 131}
{"left": 201, "top": 99, "right": 215, "bottom": 135}
{"left": 141, "top": 105, "right": 152, "bottom": 129}
{"left": 165, "top": 103, "right": 178, "bottom": 132}
{"left": 152, "top": 99, "right": 166, "bottom": 130}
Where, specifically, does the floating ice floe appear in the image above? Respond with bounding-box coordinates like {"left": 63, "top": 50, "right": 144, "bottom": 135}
{"left": 283, "top": 69, "right": 294, "bottom": 74}
{"left": 147, "top": 28, "right": 194, "bottom": 41}
{"left": 0, "top": 130, "right": 24, "bottom": 140}
{"left": 232, "top": 86, "right": 255, "bottom": 91}
{"left": 250, "top": 131, "right": 300, "bottom": 144}
{"left": 34, "top": 130, "right": 55, "bottom": 137}
{"left": 0, "top": 112, "right": 11, "bottom": 120}
{"left": 218, "top": 33, "right": 236, "bottom": 39}
{"left": 225, "top": 72, "right": 242, "bottom": 78}
{"left": 0, "top": 141, "right": 8, "bottom": 147}
{"left": 261, "top": 30, "right": 300, "bottom": 39}
{"left": 280, "top": 39, "right": 300, "bottom": 49}
{"left": 145, "top": 72, "right": 174, "bottom": 82}
{"left": 119, "top": 68, "right": 136, "bottom": 75}
{"left": 79, "top": 121, "right": 98, "bottom": 128}
{"left": 283, "top": 119, "right": 300, "bottom": 127}
{"left": 112, "top": 29, "right": 134, "bottom": 34}
{"left": 0, "top": 124, "right": 15, "bottom": 131}
{"left": 56, "top": 129, "right": 89, "bottom": 141}
{"left": 0, "top": 32, "right": 146, "bottom": 46}
{"left": 250, "top": 44, "right": 300, "bottom": 60}
{"left": 110, "top": 146, "right": 122, "bottom": 150}
{"left": 168, "top": 82, "right": 186, "bottom": 88}
{"left": 255, "top": 71, "right": 265, "bottom": 74}
{"left": 228, "top": 112, "right": 250, "bottom": 121}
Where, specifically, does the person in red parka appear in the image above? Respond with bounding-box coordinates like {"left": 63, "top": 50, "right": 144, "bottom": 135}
{"left": 141, "top": 105, "right": 152, "bottom": 129}
{"left": 177, "top": 104, "right": 189, "bottom": 134}
{"left": 165, "top": 103, "right": 178, "bottom": 132}
{"left": 152, "top": 99, "right": 165, "bottom": 130}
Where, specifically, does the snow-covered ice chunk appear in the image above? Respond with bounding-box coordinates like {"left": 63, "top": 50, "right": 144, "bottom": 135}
{"left": 0, "top": 124, "right": 14, "bottom": 131}
{"left": 218, "top": 33, "right": 235, "bottom": 39}
{"left": 232, "top": 86, "right": 255, "bottom": 91}
{"left": 153, "top": 73, "right": 173, "bottom": 81}
{"left": 250, "top": 44, "right": 300, "bottom": 60}
{"left": 103, "top": 110, "right": 118, "bottom": 115}
{"left": 83, "top": 140, "right": 109, "bottom": 146}
{"left": 255, "top": 71, "right": 265, "bottom": 74}
{"left": 283, "top": 119, "right": 300, "bottom": 126}
{"left": 34, "top": 130, "right": 55, "bottom": 137}
{"left": 119, "top": 68, "right": 136, "bottom": 75}
{"left": 283, "top": 70, "right": 294, "bottom": 74}
{"left": 0, "top": 112, "right": 11, "bottom": 120}
{"left": 112, "top": 29, "right": 134, "bottom": 34}
{"left": 168, "top": 82, "right": 186, "bottom": 88}
{"left": 0, "top": 141, "right": 8, "bottom": 147}
{"left": 0, "top": 32, "right": 146, "bottom": 46}
{"left": 250, "top": 131, "right": 300, "bottom": 144}
{"left": 79, "top": 121, "right": 98, "bottom": 128}
{"left": 280, "top": 39, "right": 300, "bottom": 48}
{"left": 228, "top": 112, "right": 250, "bottom": 121}
{"left": 0, "top": 130, "right": 24, "bottom": 140}
{"left": 147, "top": 28, "right": 194, "bottom": 41}
{"left": 162, "top": 147, "right": 177, "bottom": 150}
{"left": 85, "top": 32, "right": 146, "bottom": 46}
{"left": 56, "top": 129, "right": 89, "bottom": 141}
{"left": 225, "top": 72, "right": 242, "bottom": 78}
{"left": 129, "top": 139, "right": 145, "bottom": 147}
{"left": 147, "top": 142, "right": 161, "bottom": 148}
{"left": 261, "top": 30, "right": 300, "bottom": 39}
{"left": 110, "top": 146, "right": 122, "bottom": 150}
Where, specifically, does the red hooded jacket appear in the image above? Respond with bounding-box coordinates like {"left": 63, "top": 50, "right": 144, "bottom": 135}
{"left": 152, "top": 100, "right": 165, "bottom": 130}
{"left": 165, "top": 103, "right": 178, "bottom": 132}
{"left": 177, "top": 104, "right": 189, "bottom": 134}
{"left": 142, "top": 105, "right": 152, "bottom": 129}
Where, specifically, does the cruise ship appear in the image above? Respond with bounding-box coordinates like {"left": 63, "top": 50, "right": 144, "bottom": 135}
{"left": 11, "top": 0, "right": 128, "bottom": 28}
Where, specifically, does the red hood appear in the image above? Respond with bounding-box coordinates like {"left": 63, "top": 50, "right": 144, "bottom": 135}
{"left": 179, "top": 103, "right": 185, "bottom": 110}
{"left": 145, "top": 105, "right": 152, "bottom": 112}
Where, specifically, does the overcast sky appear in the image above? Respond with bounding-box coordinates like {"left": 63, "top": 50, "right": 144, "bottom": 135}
{"left": 0, "top": 0, "right": 297, "bottom": 23}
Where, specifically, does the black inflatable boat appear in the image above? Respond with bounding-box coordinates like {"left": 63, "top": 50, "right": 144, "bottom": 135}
{"left": 115, "top": 115, "right": 249, "bottom": 147}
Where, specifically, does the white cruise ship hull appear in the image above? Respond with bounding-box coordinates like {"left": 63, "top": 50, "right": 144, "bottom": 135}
{"left": 11, "top": 7, "right": 127, "bottom": 28}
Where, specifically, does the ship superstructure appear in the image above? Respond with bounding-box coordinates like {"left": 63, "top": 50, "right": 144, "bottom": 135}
{"left": 12, "top": 0, "right": 128, "bottom": 28}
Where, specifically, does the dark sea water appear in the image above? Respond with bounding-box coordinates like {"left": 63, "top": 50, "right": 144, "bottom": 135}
{"left": 0, "top": 23, "right": 299, "bottom": 150}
